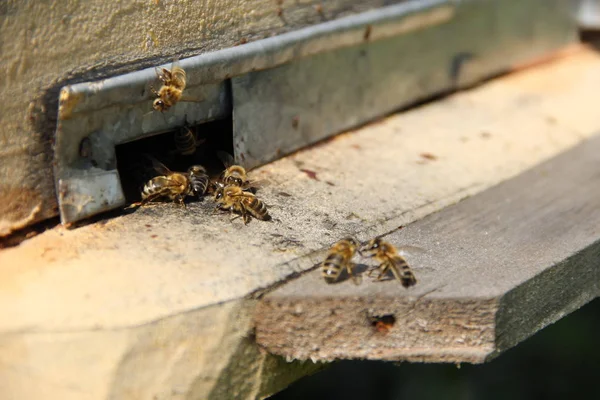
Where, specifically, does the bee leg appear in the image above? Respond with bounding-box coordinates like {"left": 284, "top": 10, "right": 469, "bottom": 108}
{"left": 389, "top": 265, "right": 403, "bottom": 283}
{"left": 229, "top": 214, "right": 242, "bottom": 222}
{"left": 175, "top": 195, "right": 186, "bottom": 208}
{"left": 241, "top": 208, "right": 251, "bottom": 225}
{"left": 366, "top": 266, "right": 378, "bottom": 278}
{"left": 140, "top": 193, "right": 162, "bottom": 205}
{"left": 375, "top": 265, "right": 390, "bottom": 281}
{"left": 347, "top": 263, "right": 361, "bottom": 285}
{"left": 125, "top": 202, "right": 143, "bottom": 210}
{"left": 150, "top": 85, "right": 159, "bottom": 96}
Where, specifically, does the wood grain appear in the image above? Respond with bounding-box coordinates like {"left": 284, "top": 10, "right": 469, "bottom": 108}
{"left": 255, "top": 134, "right": 600, "bottom": 363}
{"left": 2, "top": 49, "right": 600, "bottom": 398}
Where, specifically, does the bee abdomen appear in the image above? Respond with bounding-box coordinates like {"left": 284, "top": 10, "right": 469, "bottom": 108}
{"left": 392, "top": 256, "right": 417, "bottom": 287}
{"left": 190, "top": 175, "right": 209, "bottom": 196}
{"left": 246, "top": 197, "right": 270, "bottom": 220}
{"left": 322, "top": 253, "right": 345, "bottom": 282}
{"left": 141, "top": 176, "right": 170, "bottom": 201}
{"left": 174, "top": 130, "right": 196, "bottom": 155}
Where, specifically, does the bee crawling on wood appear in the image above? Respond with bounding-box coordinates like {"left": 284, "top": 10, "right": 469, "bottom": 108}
{"left": 132, "top": 157, "right": 209, "bottom": 207}
{"left": 187, "top": 165, "right": 210, "bottom": 197}
{"left": 213, "top": 184, "right": 270, "bottom": 224}
{"left": 360, "top": 238, "right": 417, "bottom": 287}
{"left": 321, "top": 237, "right": 361, "bottom": 284}
{"left": 216, "top": 151, "right": 267, "bottom": 193}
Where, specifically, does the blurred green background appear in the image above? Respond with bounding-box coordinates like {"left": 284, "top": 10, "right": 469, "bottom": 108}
{"left": 273, "top": 298, "right": 600, "bottom": 399}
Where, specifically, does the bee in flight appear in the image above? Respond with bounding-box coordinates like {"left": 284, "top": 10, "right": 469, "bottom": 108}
{"left": 150, "top": 61, "right": 187, "bottom": 112}
{"left": 213, "top": 184, "right": 270, "bottom": 224}
{"left": 138, "top": 158, "right": 208, "bottom": 205}
{"left": 173, "top": 126, "right": 206, "bottom": 156}
{"left": 321, "top": 237, "right": 361, "bottom": 284}
{"left": 360, "top": 238, "right": 417, "bottom": 287}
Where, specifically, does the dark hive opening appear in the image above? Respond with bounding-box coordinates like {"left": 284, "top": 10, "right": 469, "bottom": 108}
{"left": 115, "top": 118, "right": 233, "bottom": 203}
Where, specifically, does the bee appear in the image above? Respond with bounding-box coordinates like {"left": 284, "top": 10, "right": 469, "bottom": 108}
{"left": 174, "top": 126, "right": 205, "bottom": 156}
{"left": 217, "top": 151, "right": 250, "bottom": 187}
{"left": 140, "top": 158, "right": 207, "bottom": 204}
{"left": 187, "top": 165, "right": 210, "bottom": 196}
{"left": 360, "top": 238, "right": 417, "bottom": 287}
{"left": 321, "top": 238, "right": 361, "bottom": 284}
{"left": 214, "top": 185, "right": 270, "bottom": 224}
{"left": 150, "top": 62, "right": 187, "bottom": 112}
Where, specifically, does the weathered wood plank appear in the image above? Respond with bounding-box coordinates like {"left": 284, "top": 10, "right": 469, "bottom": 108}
{"left": 255, "top": 134, "right": 600, "bottom": 363}
{"left": 1, "top": 49, "right": 600, "bottom": 398}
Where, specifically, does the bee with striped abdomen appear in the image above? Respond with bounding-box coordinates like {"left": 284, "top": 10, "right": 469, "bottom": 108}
{"left": 360, "top": 238, "right": 417, "bottom": 287}
{"left": 139, "top": 158, "right": 208, "bottom": 205}
{"left": 321, "top": 238, "right": 361, "bottom": 284}
{"left": 217, "top": 151, "right": 250, "bottom": 188}
{"left": 150, "top": 62, "right": 187, "bottom": 112}
{"left": 140, "top": 160, "right": 192, "bottom": 205}
{"left": 214, "top": 185, "right": 270, "bottom": 224}
{"left": 187, "top": 165, "right": 210, "bottom": 197}
{"left": 174, "top": 126, "right": 205, "bottom": 156}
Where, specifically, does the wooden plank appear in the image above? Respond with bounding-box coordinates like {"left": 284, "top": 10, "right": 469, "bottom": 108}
{"left": 255, "top": 134, "right": 600, "bottom": 363}
{"left": 1, "top": 49, "right": 600, "bottom": 399}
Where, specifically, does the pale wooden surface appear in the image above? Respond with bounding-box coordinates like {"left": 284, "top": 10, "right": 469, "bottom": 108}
{"left": 0, "top": 0, "right": 406, "bottom": 235}
{"left": 255, "top": 134, "right": 600, "bottom": 363}
{"left": 1, "top": 49, "right": 600, "bottom": 398}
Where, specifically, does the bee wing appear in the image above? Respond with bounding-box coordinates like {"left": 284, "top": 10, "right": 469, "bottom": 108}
{"left": 247, "top": 178, "right": 272, "bottom": 190}
{"left": 216, "top": 151, "right": 235, "bottom": 168}
{"left": 396, "top": 245, "right": 427, "bottom": 257}
{"left": 144, "top": 154, "right": 173, "bottom": 176}
{"left": 155, "top": 67, "right": 170, "bottom": 82}
{"left": 228, "top": 192, "right": 256, "bottom": 199}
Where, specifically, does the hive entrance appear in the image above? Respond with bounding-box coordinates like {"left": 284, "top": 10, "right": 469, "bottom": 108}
{"left": 115, "top": 118, "right": 233, "bottom": 203}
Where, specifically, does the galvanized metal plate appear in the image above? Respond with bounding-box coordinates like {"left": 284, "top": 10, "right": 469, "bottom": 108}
{"left": 577, "top": 0, "right": 600, "bottom": 29}
{"left": 232, "top": 0, "right": 576, "bottom": 169}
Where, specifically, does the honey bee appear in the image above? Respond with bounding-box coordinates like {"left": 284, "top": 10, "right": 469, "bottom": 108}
{"left": 217, "top": 151, "right": 250, "bottom": 187}
{"left": 360, "top": 238, "right": 417, "bottom": 287}
{"left": 321, "top": 238, "right": 361, "bottom": 284}
{"left": 214, "top": 185, "right": 270, "bottom": 224}
{"left": 151, "top": 62, "right": 187, "bottom": 112}
{"left": 187, "top": 165, "right": 210, "bottom": 196}
{"left": 140, "top": 159, "right": 207, "bottom": 204}
{"left": 174, "top": 126, "right": 205, "bottom": 156}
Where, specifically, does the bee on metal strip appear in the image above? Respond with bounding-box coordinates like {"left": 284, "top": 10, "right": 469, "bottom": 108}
{"left": 150, "top": 61, "right": 187, "bottom": 112}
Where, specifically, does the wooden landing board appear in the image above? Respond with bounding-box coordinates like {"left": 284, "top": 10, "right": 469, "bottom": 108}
{"left": 255, "top": 135, "right": 600, "bottom": 364}
{"left": 2, "top": 48, "right": 600, "bottom": 399}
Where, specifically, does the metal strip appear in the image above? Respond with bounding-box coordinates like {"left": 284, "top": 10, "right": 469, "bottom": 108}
{"left": 232, "top": 0, "right": 577, "bottom": 169}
